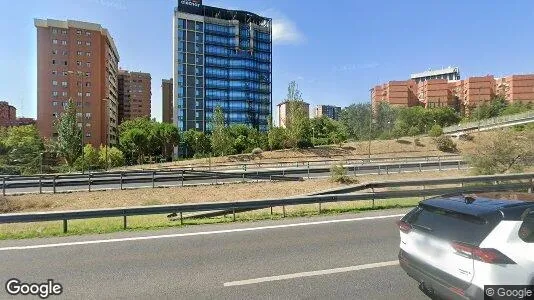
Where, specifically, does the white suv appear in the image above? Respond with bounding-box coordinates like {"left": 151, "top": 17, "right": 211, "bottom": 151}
{"left": 397, "top": 192, "right": 534, "bottom": 299}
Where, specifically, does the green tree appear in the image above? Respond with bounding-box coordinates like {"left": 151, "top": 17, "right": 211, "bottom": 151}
{"left": 3, "top": 125, "right": 45, "bottom": 175}
{"left": 74, "top": 144, "right": 101, "bottom": 171}
{"left": 339, "top": 103, "right": 372, "bottom": 140}
{"left": 159, "top": 123, "right": 180, "bottom": 160}
{"left": 428, "top": 124, "right": 444, "bottom": 137}
{"left": 99, "top": 146, "right": 125, "bottom": 168}
{"left": 120, "top": 127, "right": 148, "bottom": 164}
{"left": 182, "top": 129, "right": 211, "bottom": 157}
{"left": 210, "top": 106, "right": 233, "bottom": 156}
{"left": 284, "top": 81, "right": 312, "bottom": 148}
{"left": 55, "top": 100, "right": 82, "bottom": 167}
{"left": 268, "top": 127, "right": 288, "bottom": 150}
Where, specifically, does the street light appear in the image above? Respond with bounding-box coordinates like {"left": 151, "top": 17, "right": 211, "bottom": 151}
{"left": 103, "top": 97, "right": 110, "bottom": 171}
{"left": 67, "top": 70, "right": 85, "bottom": 174}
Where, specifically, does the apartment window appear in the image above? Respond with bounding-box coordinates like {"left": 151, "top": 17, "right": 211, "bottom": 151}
{"left": 62, "top": 50, "right": 68, "bottom": 55}
{"left": 85, "top": 123, "right": 91, "bottom": 127}
{"left": 52, "top": 101, "right": 58, "bottom": 106}
{"left": 52, "top": 91, "right": 58, "bottom": 97}
{"left": 76, "top": 29, "right": 82, "bottom": 34}
{"left": 62, "top": 71, "right": 68, "bottom": 76}
{"left": 78, "top": 92, "right": 83, "bottom": 97}
{"left": 52, "top": 112, "right": 58, "bottom": 118}
{"left": 86, "top": 62, "right": 91, "bottom": 68}
{"left": 85, "top": 31, "right": 92, "bottom": 36}
{"left": 85, "top": 82, "right": 91, "bottom": 87}
{"left": 64, "top": 61, "right": 68, "bottom": 66}
{"left": 77, "top": 51, "right": 83, "bottom": 55}
{"left": 52, "top": 50, "right": 58, "bottom": 55}
{"left": 86, "top": 72, "right": 90, "bottom": 77}
{"left": 85, "top": 112, "right": 91, "bottom": 118}
{"left": 61, "top": 40, "right": 67, "bottom": 45}
{"left": 77, "top": 40, "right": 82, "bottom": 45}
{"left": 195, "top": 122, "right": 200, "bottom": 129}
{"left": 76, "top": 61, "right": 82, "bottom": 66}
{"left": 77, "top": 122, "right": 82, "bottom": 128}
{"left": 61, "top": 30, "right": 67, "bottom": 34}
{"left": 52, "top": 59, "right": 56, "bottom": 65}
{"left": 62, "top": 91, "right": 68, "bottom": 97}
{"left": 61, "top": 81, "right": 68, "bottom": 87}
{"left": 52, "top": 29, "right": 58, "bottom": 34}
{"left": 85, "top": 132, "right": 91, "bottom": 137}
{"left": 52, "top": 80, "right": 58, "bottom": 86}
{"left": 52, "top": 70, "right": 57, "bottom": 75}
{"left": 85, "top": 41, "right": 91, "bottom": 46}
{"left": 52, "top": 39, "right": 58, "bottom": 44}
{"left": 86, "top": 52, "right": 91, "bottom": 57}
{"left": 85, "top": 92, "right": 91, "bottom": 97}
{"left": 76, "top": 112, "right": 82, "bottom": 117}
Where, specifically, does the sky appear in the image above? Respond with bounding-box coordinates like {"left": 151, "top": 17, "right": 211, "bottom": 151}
{"left": 2, "top": 0, "right": 534, "bottom": 122}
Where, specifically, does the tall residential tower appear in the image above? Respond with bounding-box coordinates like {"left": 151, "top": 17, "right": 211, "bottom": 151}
{"left": 35, "top": 19, "right": 120, "bottom": 146}
{"left": 173, "top": 0, "right": 272, "bottom": 133}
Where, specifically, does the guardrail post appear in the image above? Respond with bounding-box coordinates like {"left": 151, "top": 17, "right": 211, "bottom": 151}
{"left": 152, "top": 171, "right": 155, "bottom": 188}
{"left": 439, "top": 157, "right": 442, "bottom": 171}
{"left": 180, "top": 211, "right": 183, "bottom": 225}
{"left": 39, "top": 176, "right": 42, "bottom": 194}
{"left": 232, "top": 208, "right": 236, "bottom": 221}
{"left": 53, "top": 176, "right": 57, "bottom": 194}
{"left": 318, "top": 202, "right": 322, "bottom": 214}
{"left": 181, "top": 170, "right": 184, "bottom": 187}
{"left": 398, "top": 164, "right": 401, "bottom": 173}
{"left": 283, "top": 205, "right": 286, "bottom": 218}
{"left": 307, "top": 162, "right": 310, "bottom": 179}
{"left": 529, "top": 178, "right": 533, "bottom": 193}
{"left": 242, "top": 173, "right": 245, "bottom": 182}
{"left": 386, "top": 165, "right": 389, "bottom": 175}
{"left": 120, "top": 172, "right": 123, "bottom": 190}
{"left": 63, "top": 219, "right": 68, "bottom": 233}
{"left": 2, "top": 177, "right": 5, "bottom": 196}
{"left": 270, "top": 206, "right": 273, "bottom": 216}
{"left": 458, "top": 161, "right": 461, "bottom": 170}
{"left": 123, "top": 214, "right": 127, "bottom": 229}
{"left": 88, "top": 173, "right": 92, "bottom": 192}
{"left": 282, "top": 169, "right": 285, "bottom": 177}
{"left": 419, "top": 162, "right": 422, "bottom": 172}
{"left": 378, "top": 165, "right": 381, "bottom": 175}
{"left": 371, "top": 188, "right": 375, "bottom": 208}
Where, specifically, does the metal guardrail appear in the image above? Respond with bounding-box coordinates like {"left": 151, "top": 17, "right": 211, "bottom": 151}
{"left": 0, "top": 159, "right": 466, "bottom": 195}
{"left": 443, "top": 110, "right": 534, "bottom": 134}
{"left": 1, "top": 172, "right": 532, "bottom": 233}
{"left": 138, "top": 154, "right": 461, "bottom": 172}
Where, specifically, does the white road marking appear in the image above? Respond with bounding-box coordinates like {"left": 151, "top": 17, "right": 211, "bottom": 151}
{"left": 223, "top": 260, "right": 399, "bottom": 287}
{"left": 0, "top": 214, "right": 404, "bottom": 251}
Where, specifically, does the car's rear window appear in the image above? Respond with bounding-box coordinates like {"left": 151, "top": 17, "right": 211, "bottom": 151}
{"left": 519, "top": 213, "right": 534, "bottom": 243}
{"left": 406, "top": 206, "right": 500, "bottom": 245}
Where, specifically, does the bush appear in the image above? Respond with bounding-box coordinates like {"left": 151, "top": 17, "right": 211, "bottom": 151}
{"left": 296, "top": 138, "right": 314, "bottom": 149}
{"left": 251, "top": 148, "right": 263, "bottom": 155}
{"left": 428, "top": 124, "right": 444, "bottom": 137}
{"left": 330, "top": 164, "right": 359, "bottom": 184}
{"left": 312, "top": 137, "right": 330, "bottom": 146}
{"left": 434, "top": 136, "right": 457, "bottom": 153}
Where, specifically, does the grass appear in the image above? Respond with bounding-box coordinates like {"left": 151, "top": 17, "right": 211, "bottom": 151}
{"left": 0, "top": 197, "right": 420, "bottom": 240}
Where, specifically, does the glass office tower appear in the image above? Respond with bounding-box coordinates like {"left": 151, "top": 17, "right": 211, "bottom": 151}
{"left": 173, "top": 0, "right": 272, "bottom": 133}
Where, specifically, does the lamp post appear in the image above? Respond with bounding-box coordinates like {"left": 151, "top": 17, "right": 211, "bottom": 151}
{"left": 103, "top": 97, "right": 109, "bottom": 171}
{"left": 39, "top": 152, "right": 44, "bottom": 174}
{"left": 368, "top": 88, "right": 373, "bottom": 160}
{"left": 68, "top": 70, "right": 85, "bottom": 174}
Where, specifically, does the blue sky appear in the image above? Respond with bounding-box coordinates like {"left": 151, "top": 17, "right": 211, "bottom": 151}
{"left": 2, "top": 0, "right": 534, "bottom": 121}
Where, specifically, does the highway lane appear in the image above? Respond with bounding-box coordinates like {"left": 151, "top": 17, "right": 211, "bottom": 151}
{"left": 0, "top": 208, "right": 427, "bottom": 299}
{"left": 4, "top": 160, "right": 466, "bottom": 195}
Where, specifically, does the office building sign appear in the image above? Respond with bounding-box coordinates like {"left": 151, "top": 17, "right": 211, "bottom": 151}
{"left": 179, "top": 0, "right": 202, "bottom": 13}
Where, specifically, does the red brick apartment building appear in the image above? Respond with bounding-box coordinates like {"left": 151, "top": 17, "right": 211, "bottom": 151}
{"left": 161, "top": 79, "right": 173, "bottom": 124}
{"left": 372, "top": 72, "right": 534, "bottom": 114}
{"left": 35, "top": 19, "right": 120, "bottom": 147}
{"left": 0, "top": 101, "right": 36, "bottom": 127}
{"left": 117, "top": 70, "right": 152, "bottom": 123}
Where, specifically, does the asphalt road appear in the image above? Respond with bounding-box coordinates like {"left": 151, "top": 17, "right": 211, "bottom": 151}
{"left": 4, "top": 160, "right": 466, "bottom": 195}
{"left": 0, "top": 208, "right": 428, "bottom": 299}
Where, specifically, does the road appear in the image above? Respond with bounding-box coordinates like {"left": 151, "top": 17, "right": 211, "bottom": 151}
{"left": 0, "top": 208, "right": 428, "bottom": 299}
{"left": 3, "top": 160, "right": 466, "bottom": 195}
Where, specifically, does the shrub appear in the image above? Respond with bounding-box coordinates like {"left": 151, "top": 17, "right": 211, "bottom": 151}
{"left": 428, "top": 124, "right": 444, "bottom": 137}
{"left": 251, "top": 148, "right": 263, "bottom": 155}
{"left": 312, "top": 137, "right": 330, "bottom": 146}
{"left": 330, "top": 164, "right": 359, "bottom": 184}
{"left": 434, "top": 135, "right": 457, "bottom": 153}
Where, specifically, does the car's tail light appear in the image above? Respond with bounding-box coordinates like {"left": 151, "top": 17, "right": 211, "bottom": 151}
{"left": 449, "top": 286, "right": 465, "bottom": 296}
{"left": 396, "top": 220, "right": 412, "bottom": 233}
{"left": 451, "top": 241, "right": 516, "bottom": 264}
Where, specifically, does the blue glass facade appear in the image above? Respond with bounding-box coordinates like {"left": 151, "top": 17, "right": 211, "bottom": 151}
{"left": 174, "top": 4, "right": 272, "bottom": 133}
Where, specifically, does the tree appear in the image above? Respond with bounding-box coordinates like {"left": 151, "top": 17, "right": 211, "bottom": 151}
{"left": 99, "top": 146, "right": 125, "bottom": 168}
{"left": 284, "top": 81, "right": 312, "bottom": 148}
{"left": 182, "top": 129, "right": 211, "bottom": 157}
{"left": 2, "top": 125, "right": 44, "bottom": 175}
{"left": 56, "top": 100, "right": 82, "bottom": 167}
{"left": 339, "top": 103, "right": 372, "bottom": 140}
{"left": 159, "top": 123, "right": 179, "bottom": 160}
{"left": 210, "top": 106, "right": 233, "bottom": 156}
{"left": 74, "top": 144, "right": 100, "bottom": 171}
{"left": 120, "top": 127, "right": 148, "bottom": 164}
{"left": 466, "top": 130, "right": 534, "bottom": 175}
